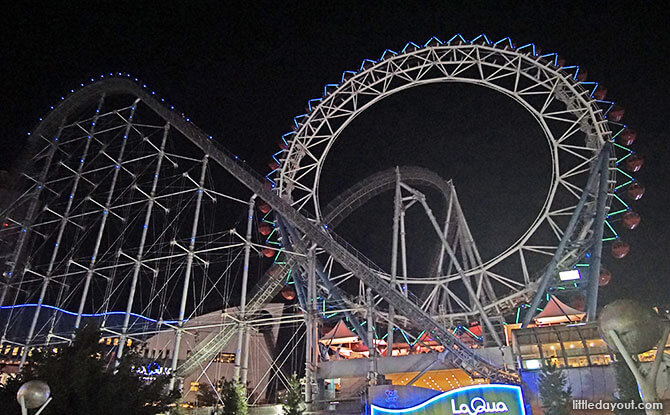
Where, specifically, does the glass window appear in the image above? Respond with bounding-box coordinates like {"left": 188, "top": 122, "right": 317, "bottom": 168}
{"left": 518, "top": 344, "right": 541, "bottom": 359}
{"left": 567, "top": 356, "right": 589, "bottom": 368}
{"left": 589, "top": 354, "right": 612, "bottom": 365}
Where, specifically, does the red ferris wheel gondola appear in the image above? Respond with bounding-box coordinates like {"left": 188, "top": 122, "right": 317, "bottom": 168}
{"left": 258, "top": 223, "right": 272, "bottom": 236}
{"left": 598, "top": 269, "right": 612, "bottom": 286}
{"left": 611, "top": 241, "right": 630, "bottom": 259}
{"left": 627, "top": 183, "right": 645, "bottom": 200}
{"left": 619, "top": 129, "right": 637, "bottom": 146}
{"left": 625, "top": 155, "right": 644, "bottom": 172}
{"left": 257, "top": 201, "right": 272, "bottom": 214}
{"left": 622, "top": 211, "right": 641, "bottom": 230}
{"left": 608, "top": 105, "right": 625, "bottom": 122}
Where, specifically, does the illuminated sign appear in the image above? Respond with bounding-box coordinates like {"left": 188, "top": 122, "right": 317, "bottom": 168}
{"left": 371, "top": 384, "right": 526, "bottom": 415}
{"left": 135, "top": 362, "right": 173, "bottom": 377}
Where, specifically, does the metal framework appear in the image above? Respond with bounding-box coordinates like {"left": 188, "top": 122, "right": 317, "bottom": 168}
{"left": 269, "top": 35, "right": 635, "bottom": 326}
{"left": 0, "top": 34, "right": 644, "bottom": 400}
{"left": 0, "top": 81, "right": 255, "bottom": 371}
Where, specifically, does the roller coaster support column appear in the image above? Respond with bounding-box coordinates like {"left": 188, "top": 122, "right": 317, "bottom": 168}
{"left": 522, "top": 148, "right": 609, "bottom": 327}
{"left": 74, "top": 100, "right": 138, "bottom": 331}
{"left": 587, "top": 144, "right": 611, "bottom": 321}
{"left": 0, "top": 128, "right": 58, "bottom": 309}
{"left": 118, "top": 123, "right": 169, "bottom": 364}
{"left": 234, "top": 195, "right": 257, "bottom": 383}
{"left": 241, "top": 325, "right": 251, "bottom": 386}
{"left": 279, "top": 219, "right": 370, "bottom": 347}
{"left": 387, "top": 167, "right": 402, "bottom": 356}
{"left": 304, "top": 246, "right": 317, "bottom": 406}
{"left": 366, "top": 288, "right": 377, "bottom": 386}
{"left": 169, "top": 156, "right": 208, "bottom": 390}
{"left": 411, "top": 187, "right": 503, "bottom": 348}
{"left": 21, "top": 95, "right": 105, "bottom": 368}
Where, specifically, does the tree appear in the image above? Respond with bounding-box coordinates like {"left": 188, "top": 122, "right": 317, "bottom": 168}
{"left": 281, "top": 373, "right": 304, "bottom": 415}
{"left": 613, "top": 353, "right": 645, "bottom": 415}
{"left": 197, "top": 383, "right": 219, "bottom": 407}
{"left": 538, "top": 361, "right": 572, "bottom": 415}
{"left": 0, "top": 325, "right": 179, "bottom": 415}
{"left": 221, "top": 379, "right": 247, "bottom": 415}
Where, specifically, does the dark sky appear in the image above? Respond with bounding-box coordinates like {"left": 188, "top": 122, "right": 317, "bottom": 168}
{"left": 1, "top": 2, "right": 668, "bottom": 307}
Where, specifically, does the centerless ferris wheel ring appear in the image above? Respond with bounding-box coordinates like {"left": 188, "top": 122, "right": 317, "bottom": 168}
{"left": 267, "top": 34, "right": 634, "bottom": 319}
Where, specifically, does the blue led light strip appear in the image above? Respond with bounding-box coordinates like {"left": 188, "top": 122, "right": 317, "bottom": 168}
{"left": 0, "top": 303, "right": 185, "bottom": 324}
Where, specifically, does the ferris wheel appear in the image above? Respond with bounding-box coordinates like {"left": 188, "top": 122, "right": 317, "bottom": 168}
{"left": 266, "top": 34, "right": 642, "bottom": 332}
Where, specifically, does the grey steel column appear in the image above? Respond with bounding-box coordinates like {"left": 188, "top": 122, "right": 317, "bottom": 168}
{"left": 366, "top": 288, "right": 377, "bottom": 386}
{"left": 19, "top": 95, "right": 105, "bottom": 368}
{"left": 586, "top": 145, "right": 611, "bottom": 321}
{"left": 241, "top": 324, "right": 251, "bottom": 386}
{"left": 304, "top": 246, "right": 316, "bottom": 404}
{"left": 74, "top": 99, "right": 138, "bottom": 329}
{"left": 234, "top": 195, "right": 256, "bottom": 382}
{"left": 116, "top": 123, "right": 169, "bottom": 360}
{"left": 168, "top": 156, "right": 209, "bottom": 390}
{"left": 386, "top": 167, "right": 402, "bottom": 355}
{"left": 521, "top": 148, "right": 608, "bottom": 327}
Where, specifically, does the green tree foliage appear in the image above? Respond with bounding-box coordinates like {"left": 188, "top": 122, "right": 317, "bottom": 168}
{"left": 538, "top": 361, "right": 572, "bottom": 415}
{"left": 0, "top": 325, "right": 179, "bottom": 415}
{"left": 281, "top": 373, "right": 304, "bottom": 415}
{"left": 221, "top": 379, "right": 247, "bottom": 415}
{"left": 613, "top": 353, "right": 645, "bottom": 415}
{"left": 197, "top": 383, "right": 219, "bottom": 407}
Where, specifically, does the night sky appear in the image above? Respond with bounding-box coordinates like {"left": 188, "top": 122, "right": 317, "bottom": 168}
{"left": 1, "top": 2, "right": 668, "bottom": 307}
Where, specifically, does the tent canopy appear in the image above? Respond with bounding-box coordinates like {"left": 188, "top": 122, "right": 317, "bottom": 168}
{"left": 319, "top": 320, "right": 359, "bottom": 345}
{"left": 533, "top": 295, "right": 585, "bottom": 325}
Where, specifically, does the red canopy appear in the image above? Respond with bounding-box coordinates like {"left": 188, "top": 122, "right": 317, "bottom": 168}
{"left": 533, "top": 295, "right": 585, "bottom": 325}
{"left": 319, "top": 320, "right": 359, "bottom": 345}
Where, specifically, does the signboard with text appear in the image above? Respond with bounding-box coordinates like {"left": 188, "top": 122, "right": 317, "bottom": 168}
{"left": 371, "top": 384, "right": 527, "bottom": 415}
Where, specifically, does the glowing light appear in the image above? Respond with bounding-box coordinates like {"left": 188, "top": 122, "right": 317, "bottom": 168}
{"left": 0, "top": 303, "right": 185, "bottom": 324}
{"left": 559, "top": 269, "right": 581, "bottom": 281}
{"left": 525, "top": 359, "right": 542, "bottom": 370}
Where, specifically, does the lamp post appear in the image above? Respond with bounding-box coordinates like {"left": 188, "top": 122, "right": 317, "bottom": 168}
{"left": 598, "top": 300, "right": 669, "bottom": 415}
{"left": 16, "top": 380, "right": 52, "bottom": 415}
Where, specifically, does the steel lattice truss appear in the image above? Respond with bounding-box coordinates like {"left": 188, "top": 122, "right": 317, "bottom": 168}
{"left": 0, "top": 34, "right": 643, "bottom": 385}
{"left": 269, "top": 35, "right": 633, "bottom": 321}
{"left": 0, "top": 83, "right": 255, "bottom": 369}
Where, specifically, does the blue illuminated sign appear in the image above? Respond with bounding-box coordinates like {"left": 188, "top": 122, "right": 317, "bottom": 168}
{"left": 135, "top": 362, "right": 172, "bottom": 377}
{"left": 371, "top": 384, "right": 526, "bottom": 415}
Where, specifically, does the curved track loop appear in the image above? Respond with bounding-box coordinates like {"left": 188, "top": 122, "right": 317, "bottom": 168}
{"left": 323, "top": 165, "right": 451, "bottom": 228}
{"left": 182, "top": 166, "right": 456, "bottom": 376}
{"left": 273, "top": 36, "right": 622, "bottom": 318}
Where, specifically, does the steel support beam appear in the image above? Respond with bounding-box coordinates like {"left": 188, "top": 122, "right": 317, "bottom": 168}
{"left": 586, "top": 144, "right": 611, "bottom": 321}
{"left": 522, "top": 148, "right": 609, "bottom": 327}
{"left": 233, "top": 195, "right": 257, "bottom": 382}
{"left": 116, "top": 122, "right": 169, "bottom": 361}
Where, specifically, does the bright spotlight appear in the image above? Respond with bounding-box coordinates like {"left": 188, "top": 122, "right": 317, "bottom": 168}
{"left": 559, "top": 269, "right": 581, "bottom": 281}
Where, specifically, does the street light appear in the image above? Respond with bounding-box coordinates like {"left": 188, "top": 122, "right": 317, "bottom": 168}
{"left": 16, "top": 380, "right": 52, "bottom": 415}
{"left": 598, "top": 299, "right": 668, "bottom": 415}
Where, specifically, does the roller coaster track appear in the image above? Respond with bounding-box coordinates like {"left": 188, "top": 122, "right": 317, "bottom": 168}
{"left": 34, "top": 79, "right": 519, "bottom": 383}
{"left": 178, "top": 166, "right": 454, "bottom": 377}
{"left": 322, "top": 166, "right": 452, "bottom": 228}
